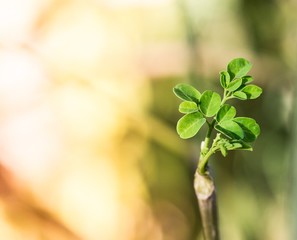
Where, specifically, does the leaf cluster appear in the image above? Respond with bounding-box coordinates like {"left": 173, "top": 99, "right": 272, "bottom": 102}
{"left": 173, "top": 58, "right": 262, "bottom": 159}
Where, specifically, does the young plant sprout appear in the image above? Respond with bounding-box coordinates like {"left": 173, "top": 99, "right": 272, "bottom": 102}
{"left": 173, "top": 58, "right": 262, "bottom": 240}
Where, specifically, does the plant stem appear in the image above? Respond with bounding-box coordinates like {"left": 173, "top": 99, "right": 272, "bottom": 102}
{"left": 198, "top": 121, "right": 218, "bottom": 174}
{"left": 198, "top": 148, "right": 216, "bottom": 174}
{"left": 196, "top": 122, "right": 220, "bottom": 239}
{"left": 194, "top": 90, "right": 228, "bottom": 239}
{"left": 221, "top": 90, "right": 233, "bottom": 105}
{"left": 194, "top": 170, "right": 219, "bottom": 240}
{"left": 204, "top": 120, "right": 215, "bottom": 150}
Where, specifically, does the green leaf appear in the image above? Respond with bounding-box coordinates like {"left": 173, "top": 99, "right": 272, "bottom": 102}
{"left": 220, "top": 145, "right": 228, "bottom": 157}
{"left": 233, "top": 117, "right": 260, "bottom": 142}
{"left": 199, "top": 90, "right": 221, "bottom": 117}
{"left": 241, "top": 85, "right": 262, "bottom": 99}
{"left": 216, "top": 104, "right": 236, "bottom": 122}
{"left": 227, "top": 58, "right": 252, "bottom": 80}
{"left": 229, "top": 143, "right": 243, "bottom": 150}
{"left": 179, "top": 101, "right": 198, "bottom": 113}
{"left": 242, "top": 76, "right": 253, "bottom": 84}
{"left": 173, "top": 84, "right": 201, "bottom": 104}
{"left": 227, "top": 141, "right": 253, "bottom": 151}
{"left": 232, "top": 91, "right": 248, "bottom": 100}
{"left": 227, "top": 78, "right": 242, "bottom": 92}
{"left": 237, "top": 142, "right": 253, "bottom": 151}
{"left": 177, "top": 112, "right": 206, "bottom": 139}
{"left": 217, "top": 138, "right": 253, "bottom": 152}
{"left": 240, "top": 142, "right": 253, "bottom": 151}
{"left": 215, "top": 120, "right": 244, "bottom": 140}
{"left": 220, "top": 71, "right": 230, "bottom": 88}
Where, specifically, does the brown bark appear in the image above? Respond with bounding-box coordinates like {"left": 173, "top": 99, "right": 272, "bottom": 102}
{"left": 194, "top": 171, "right": 219, "bottom": 240}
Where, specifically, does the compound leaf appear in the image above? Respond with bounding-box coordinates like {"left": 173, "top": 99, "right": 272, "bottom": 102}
{"left": 232, "top": 91, "right": 248, "bottom": 100}
{"left": 224, "top": 140, "right": 253, "bottom": 151}
{"left": 216, "top": 104, "right": 236, "bottom": 122}
{"left": 227, "top": 78, "right": 243, "bottom": 92}
{"left": 233, "top": 117, "right": 260, "bottom": 142}
{"left": 241, "top": 85, "right": 262, "bottom": 99}
{"left": 220, "top": 145, "right": 228, "bottom": 157}
{"left": 200, "top": 90, "right": 221, "bottom": 117}
{"left": 179, "top": 101, "right": 198, "bottom": 113}
{"left": 227, "top": 58, "right": 252, "bottom": 80}
{"left": 173, "top": 84, "right": 201, "bottom": 104}
{"left": 215, "top": 120, "right": 244, "bottom": 140}
{"left": 227, "top": 141, "right": 253, "bottom": 151}
{"left": 220, "top": 71, "right": 230, "bottom": 88}
{"left": 242, "top": 76, "right": 253, "bottom": 84}
{"left": 177, "top": 112, "right": 206, "bottom": 139}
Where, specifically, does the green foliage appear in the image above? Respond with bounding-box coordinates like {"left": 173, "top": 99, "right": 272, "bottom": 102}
{"left": 199, "top": 90, "right": 221, "bottom": 117}
{"left": 227, "top": 58, "right": 252, "bottom": 80}
{"left": 227, "top": 78, "right": 242, "bottom": 92}
{"left": 173, "top": 58, "right": 262, "bottom": 174}
{"left": 177, "top": 112, "right": 206, "bottom": 139}
{"left": 233, "top": 117, "right": 260, "bottom": 142}
{"left": 220, "top": 71, "right": 230, "bottom": 88}
{"left": 173, "top": 83, "right": 201, "bottom": 104}
{"left": 179, "top": 101, "right": 198, "bottom": 113}
{"left": 240, "top": 85, "right": 262, "bottom": 99}
{"left": 215, "top": 120, "right": 244, "bottom": 140}
{"left": 216, "top": 104, "right": 236, "bottom": 122}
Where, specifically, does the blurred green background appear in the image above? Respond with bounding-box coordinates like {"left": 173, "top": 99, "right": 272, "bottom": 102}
{"left": 0, "top": 0, "right": 296, "bottom": 239}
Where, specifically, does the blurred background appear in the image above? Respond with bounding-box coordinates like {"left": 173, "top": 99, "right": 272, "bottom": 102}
{"left": 0, "top": 0, "right": 296, "bottom": 239}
